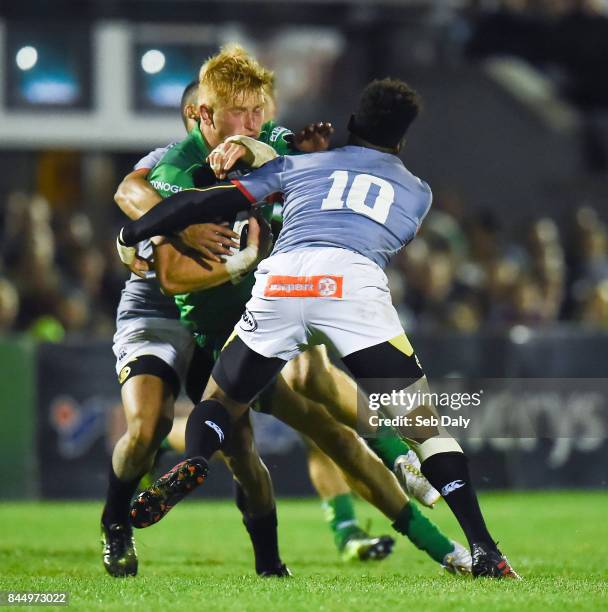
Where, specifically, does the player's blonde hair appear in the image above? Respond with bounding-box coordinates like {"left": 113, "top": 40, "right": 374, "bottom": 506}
{"left": 199, "top": 44, "right": 273, "bottom": 109}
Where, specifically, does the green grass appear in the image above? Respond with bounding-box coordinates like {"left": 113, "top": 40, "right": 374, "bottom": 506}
{"left": 0, "top": 492, "right": 606, "bottom": 611}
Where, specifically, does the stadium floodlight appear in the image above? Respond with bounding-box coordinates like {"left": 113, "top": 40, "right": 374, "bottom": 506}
{"left": 141, "top": 49, "right": 166, "bottom": 74}
{"left": 16, "top": 46, "right": 38, "bottom": 71}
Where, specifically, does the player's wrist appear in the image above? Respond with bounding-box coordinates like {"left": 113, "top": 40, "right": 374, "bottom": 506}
{"left": 225, "top": 244, "right": 259, "bottom": 284}
{"left": 223, "top": 135, "right": 278, "bottom": 168}
{"left": 116, "top": 229, "right": 137, "bottom": 265}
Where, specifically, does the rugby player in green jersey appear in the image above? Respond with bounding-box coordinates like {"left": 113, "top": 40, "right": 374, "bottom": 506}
{"left": 122, "top": 96, "right": 403, "bottom": 564}
{"left": 119, "top": 46, "right": 471, "bottom": 574}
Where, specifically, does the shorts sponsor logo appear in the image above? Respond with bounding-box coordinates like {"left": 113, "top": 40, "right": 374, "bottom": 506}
{"left": 240, "top": 309, "right": 258, "bottom": 332}
{"left": 441, "top": 479, "right": 465, "bottom": 497}
{"left": 150, "top": 180, "right": 183, "bottom": 194}
{"left": 264, "top": 275, "right": 343, "bottom": 298}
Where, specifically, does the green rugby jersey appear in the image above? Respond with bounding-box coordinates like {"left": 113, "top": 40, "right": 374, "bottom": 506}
{"left": 147, "top": 121, "right": 290, "bottom": 344}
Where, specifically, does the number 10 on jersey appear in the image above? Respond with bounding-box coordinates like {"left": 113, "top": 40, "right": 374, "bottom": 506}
{"left": 321, "top": 171, "right": 395, "bottom": 224}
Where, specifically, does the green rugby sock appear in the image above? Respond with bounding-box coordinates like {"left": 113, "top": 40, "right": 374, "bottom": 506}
{"left": 323, "top": 493, "right": 362, "bottom": 551}
{"left": 367, "top": 425, "right": 412, "bottom": 470}
{"left": 392, "top": 502, "right": 453, "bottom": 563}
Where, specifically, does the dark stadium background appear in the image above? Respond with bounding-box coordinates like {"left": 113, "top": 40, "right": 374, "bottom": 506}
{"left": 1, "top": 0, "right": 607, "bottom": 500}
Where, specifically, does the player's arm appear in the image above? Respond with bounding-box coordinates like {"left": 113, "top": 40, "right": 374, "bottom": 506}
{"left": 207, "top": 122, "right": 333, "bottom": 179}
{"left": 116, "top": 158, "right": 239, "bottom": 261}
{"left": 152, "top": 213, "right": 271, "bottom": 294}
{"left": 259, "top": 120, "right": 333, "bottom": 154}
{"left": 114, "top": 145, "right": 171, "bottom": 219}
{"left": 114, "top": 168, "right": 161, "bottom": 220}
{"left": 119, "top": 183, "right": 255, "bottom": 247}
{"left": 153, "top": 240, "right": 229, "bottom": 294}
{"left": 118, "top": 157, "right": 283, "bottom": 257}
{"left": 290, "top": 122, "right": 334, "bottom": 153}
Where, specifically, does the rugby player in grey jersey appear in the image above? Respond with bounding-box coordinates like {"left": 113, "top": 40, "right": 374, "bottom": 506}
{"left": 101, "top": 81, "right": 246, "bottom": 577}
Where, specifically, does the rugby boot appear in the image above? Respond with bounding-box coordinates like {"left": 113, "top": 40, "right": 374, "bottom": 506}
{"left": 258, "top": 563, "right": 293, "bottom": 577}
{"left": 442, "top": 540, "right": 472, "bottom": 575}
{"left": 341, "top": 531, "right": 395, "bottom": 562}
{"left": 101, "top": 521, "right": 137, "bottom": 577}
{"left": 130, "top": 457, "right": 208, "bottom": 528}
{"left": 472, "top": 542, "right": 521, "bottom": 579}
{"left": 394, "top": 450, "right": 441, "bottom": 508}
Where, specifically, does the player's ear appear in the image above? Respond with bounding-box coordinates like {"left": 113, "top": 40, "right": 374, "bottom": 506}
{"left": 185, "top": 104, "right": 199, "bottom": 121}
{"left": 199, "top": 104, "right": 215, "bottom": 127}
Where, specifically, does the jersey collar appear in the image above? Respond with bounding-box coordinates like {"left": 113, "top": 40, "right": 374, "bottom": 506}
{"left": 191, "top": 125, "right": 212, "bottom": 159}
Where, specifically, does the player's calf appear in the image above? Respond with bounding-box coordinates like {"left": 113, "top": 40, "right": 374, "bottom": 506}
{"left": 130, "top": 396, "right": 241, "bottom": 528}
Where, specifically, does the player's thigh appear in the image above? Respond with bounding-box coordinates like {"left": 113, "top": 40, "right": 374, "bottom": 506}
{"left": 210, "top": 334, "right": 286, "bottom": 406}
{"left": 282, "top": 346, "right": 331, "bottom": 397}
{"left": 269, "top": 374, "right": 352, "bottom": 446}
{"left": 117, "top": 351, "right": 184, "bottom": 427}
{"left": 268, "top": 374, "right": 329, "bottom": 433}
{"left": 184, "top": 344, "right": 216, "bottom": 404}
{"left": 114, "top": 317, "right": 194, "bottom": 395}
{"left": 342, "top": 334, "right": 423, "bottom": 385}
{"left": 342, "top": 338, "right": 443, "bottom": 441}
{"left": 120, "top": 373, "right": 175, "bottom": 440}
{"left": 283, "top": 348, "right": 361, "bottom": 427}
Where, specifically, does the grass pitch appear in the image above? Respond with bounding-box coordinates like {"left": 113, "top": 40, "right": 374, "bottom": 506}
{"left": 0, "top": 492, "right": 606, "bottom": 611}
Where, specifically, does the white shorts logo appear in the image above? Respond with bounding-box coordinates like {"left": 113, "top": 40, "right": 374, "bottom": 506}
{"left": 318, "top": 277, "right": 338, "bottom": 297}
{"left": 240, "top": 309, "right": 257, "bottom": 332}
{"left": 204, "top": 420, "right": 224, "bottom": 443}
{"left": 441, "top": 479, "right": 465, "bottom": 497}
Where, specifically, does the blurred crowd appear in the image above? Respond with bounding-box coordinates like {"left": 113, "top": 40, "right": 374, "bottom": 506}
{"left": 1, "top": 189, "right": 607, "bottom": 340}
{"left": 0, "top": 192, "right": 125, "bottom": 340}
{"left": 1, "top": 0, "right": 607, "bottom": 340}
{"left": 389, "top": 192, "right": 608, "bottom": 332}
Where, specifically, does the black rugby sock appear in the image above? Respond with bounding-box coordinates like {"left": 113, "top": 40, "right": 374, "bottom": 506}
{"left": 185, "top": 399, "right": 231, "bottom": 460}
{"left": 235, "top": 482, "right": 282, "bottom": 574}
{"left": 102, "top": 466, "right": 140, "bottom": 526}
{"left": 421, "top": 452, "right": 495, "bottom": 550}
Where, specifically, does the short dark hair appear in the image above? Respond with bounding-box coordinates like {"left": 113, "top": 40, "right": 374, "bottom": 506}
{"left": 180, "top": 80, "right": 199, "bottom": 113}
{"left": 180, "top": 80, "right": 199, "bottom": 129}
{"left": 348, "top": 78, "right": 421, "bottom": 149}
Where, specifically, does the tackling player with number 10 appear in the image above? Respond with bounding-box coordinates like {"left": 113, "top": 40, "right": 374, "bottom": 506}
{"left": 119, "top": 77, "right": 520, "bottom": 579}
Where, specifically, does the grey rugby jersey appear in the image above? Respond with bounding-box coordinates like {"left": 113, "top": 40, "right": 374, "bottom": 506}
{"left": 116, "top": 144, "right": 178, "bottom": 324}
